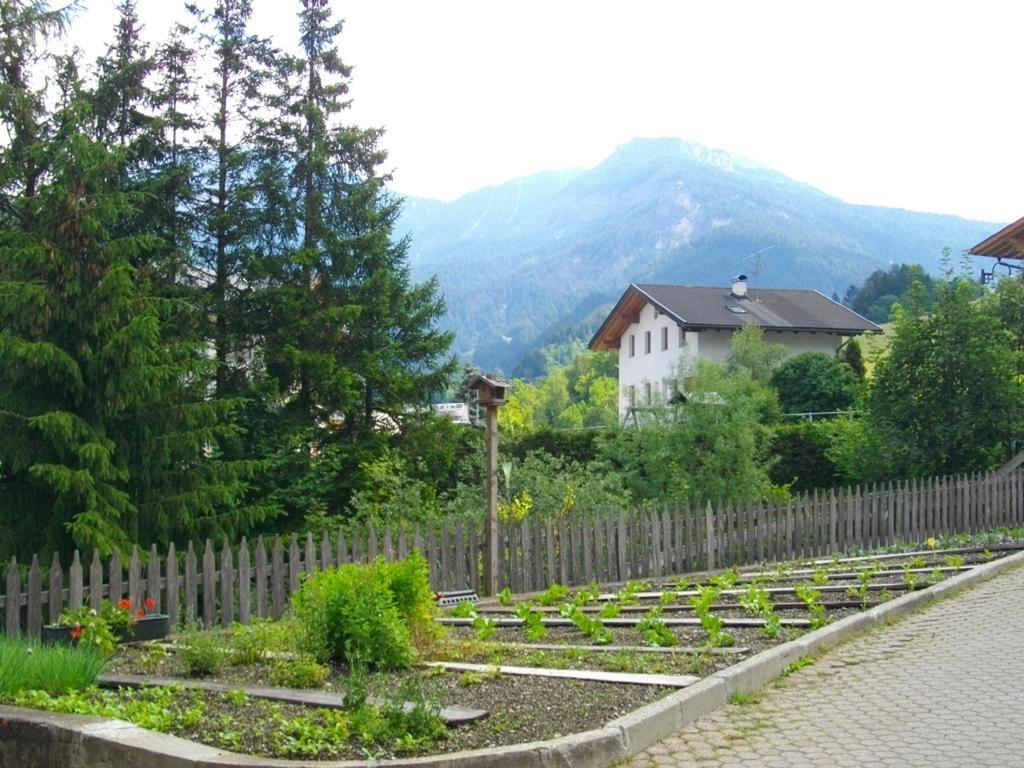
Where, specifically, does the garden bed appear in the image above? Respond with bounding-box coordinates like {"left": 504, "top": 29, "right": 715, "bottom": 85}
{"left": 4, "top": 539, "right": 1023, "bottom": 763}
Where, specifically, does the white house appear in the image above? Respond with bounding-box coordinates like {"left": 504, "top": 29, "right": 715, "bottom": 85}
{"left": 588, "top": 276, "right": 881, "bottom": 420}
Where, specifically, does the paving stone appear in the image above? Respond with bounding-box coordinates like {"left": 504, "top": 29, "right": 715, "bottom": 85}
{"left": 627, "top": 565, "right": 1024, "bottom": 768}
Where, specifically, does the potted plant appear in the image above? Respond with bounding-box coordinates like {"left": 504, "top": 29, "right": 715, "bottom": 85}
{"left": 44, "top": 598, "right": 170, "bottom": 653}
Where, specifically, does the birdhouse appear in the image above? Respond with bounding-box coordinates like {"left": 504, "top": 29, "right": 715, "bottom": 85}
{"left": 468, "top": 373, "right": 511, "bottom": 407}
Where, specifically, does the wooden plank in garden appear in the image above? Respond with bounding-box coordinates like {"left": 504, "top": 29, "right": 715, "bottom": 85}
{"left": 456, "top": 521, "right": 467, "bottom": 589}
{"left": 166, "top": 543, "right": 179, "bottom": 632}
{"left": 288, "top": 535, "right": 301, "bottom": 597}
{"left": 397, "top": 528, "right": 408, "bottom": 562}
{"left": 271, "top": 536, "right": 285, "bottom": 620}
{"left": 254, "top": 537, "right": 267, "bottom": 619}
{"left": 338, "top": 529, "right": 349, "bottom": 565}
{"left": 27, "top": 556, "right": 41, "bottom": 639}
{"left": 5, "top": 558, "right": 20, "bottom": 636}
{"left": 185, "top": 542, "right": 197, "bottom": 625}
{"left": 48, "top": 553, "right": 63, "bottom": 624}
{"left": 468, "top": 521, "right": 479, "bottom": 593}
{"left": 321, "top": 531, "right": 333, "bottom": 572}
{"left": 672, "top": 502, "right": 684, "bottom": 574}
{"left": 603, "top": 514, "right": 615, "bottom": 582}
{"left": 705, "top": 502, "right": 716, "bottom": 572}
{"left": 426, "top": 526, "right": 437, "bottom": 587}
{"left": 785, "top": 497, "right": 795, "bottom": 561}
{"left": 531, "top": 517, "right": 543, "bottom": 590}
{"left": 220, "top": 540, "right": 234, "bottom": 627}
{"left": 89, "top": 550, "right": 103, "bottom": 610}
{"left": 128, "top": 546, "right": 141, "bottom": 609}
{"left": 509, "top": 522, "right": 522, "bottom": 593}
{"left": 570, "top": 514, "right": 583, "bottom": 584}
{"left": 684, "top": 503, "right": 695, "bottom": 572}
{"left": 368, "top": 525, "right": 379, "bottom": 562}
{"left": 545, "top": 518, "right": 556, "bottom": 586}
{"left": 582, "top": 514, "right": 593, "bottom": 583}
{"left": 616, "top": 512, "right": 627, "bottom": 583}
{"left": 148, "top": 544, "right": 161, "bottom": 612}
{"left": 69, "top": 550, "right": 83, "bottom": 610}
{"left": 109, "top": 550, "right": 122, "bottom": 605}
{"left": 305, "top": 533, "right": 317, "bottom": 576}
{"left": 238, "top": 538, "right": 251, "bottom": 626}
{"left": 627, "top": 511, "right": 640, "bottom": 579}
{"left": 870, "top": 484, "right": 879, "bottom": 552}
{"left": 352, "top": 528, "right": 364, "bottom": 564}
{"left": 202, "top": 540, "right": 216, "bottom": 629}
{"left": 441, "top": 522, "right": 452, "bottom": 591}
{"left": 383, "top": 527, "right": 394, "bottom": 563}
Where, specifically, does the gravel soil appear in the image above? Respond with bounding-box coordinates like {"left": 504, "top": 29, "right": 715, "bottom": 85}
{"left": 100, "top": 649, "right": 674, "bottom": 760}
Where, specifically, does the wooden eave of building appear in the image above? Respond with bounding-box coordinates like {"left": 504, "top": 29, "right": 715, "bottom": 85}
{"left": 968, "top": 215, "right": 1024, "bottom": 260}
{"left": 589, "top": 285, "right": 685, "bottom": 351}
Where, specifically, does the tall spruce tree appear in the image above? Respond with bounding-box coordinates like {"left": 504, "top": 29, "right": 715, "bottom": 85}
{"left": 251, "top": 0, "right": 454, "bottom": 518}
{"left": 0, "top": 10, "right": 267, "bottom": 558}
{"left": 188, "top": 0, "right": 278, "bottom": 397}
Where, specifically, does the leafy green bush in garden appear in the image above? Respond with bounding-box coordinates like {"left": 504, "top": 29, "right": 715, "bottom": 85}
{"left": 292, "top": 555, "right": 439, "bottom": 670}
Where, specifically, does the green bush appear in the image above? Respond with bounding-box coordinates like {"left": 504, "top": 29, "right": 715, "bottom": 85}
{"left": 177, "top": 627, "right": 225, "bottom": 677}
{"left": 292, "top": 555, "right": 438, "bottom": 670}
{"left": 769, "top": 422, "right": 841, "bottom": 491}
{"left": 269, "top": 658, "right": 329, "bottom": 689}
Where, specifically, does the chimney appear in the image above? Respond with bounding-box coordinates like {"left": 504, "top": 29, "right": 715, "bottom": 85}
{"left": 730, "top": 274, "right": 748, "bottom": 299}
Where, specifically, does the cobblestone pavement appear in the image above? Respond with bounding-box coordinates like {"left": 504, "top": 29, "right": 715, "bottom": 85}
{"left": 627, "top": 565, "right": 1024, "bottom": 768}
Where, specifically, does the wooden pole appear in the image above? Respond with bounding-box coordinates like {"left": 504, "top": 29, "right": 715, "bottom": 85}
{"left": 484, "top": 402, "right": 500, "bottom": 596}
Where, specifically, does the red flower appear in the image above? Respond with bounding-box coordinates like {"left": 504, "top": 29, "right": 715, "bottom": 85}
{"left": 144, "top": 598, "right": 155, "bottom": 610}
{"left": 70, "top": 625, "right": 83, "bottom": 640}
{"left": 118, "top": 599, "right": 131, "bottom": 610}
{"left": 136, "top": 608, "right": 146, "bottom": 617}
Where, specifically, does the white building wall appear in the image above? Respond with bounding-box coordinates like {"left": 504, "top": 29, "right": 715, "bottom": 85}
{"left": 618, "top": 304, "right": 847, "bottom": 420}
{"left": 618, "top": 302, "right": 698, "bottom": 417}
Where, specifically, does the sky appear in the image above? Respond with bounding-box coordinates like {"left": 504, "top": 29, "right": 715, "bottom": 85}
{"left": 68, "top": 0, "right": 1023, "bottom": 223}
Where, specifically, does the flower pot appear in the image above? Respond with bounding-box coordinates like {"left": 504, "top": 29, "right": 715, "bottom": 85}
{"left": 120, "top": 614, "right": 170, "bottom": 643}
{"left": 42, "top": 613, "right": 170, "bottom": 646}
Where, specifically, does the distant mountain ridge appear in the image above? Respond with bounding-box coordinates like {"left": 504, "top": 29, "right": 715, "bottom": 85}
{"left": 396, "top": 138, "right": 1000, "bottom": 375}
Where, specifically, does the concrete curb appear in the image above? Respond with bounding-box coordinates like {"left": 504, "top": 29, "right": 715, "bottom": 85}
{"left": 3, "top": 549, "right": 1022, "bottom": 768}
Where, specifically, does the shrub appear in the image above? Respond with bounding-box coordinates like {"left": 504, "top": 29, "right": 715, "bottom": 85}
{"left": 292, "top": 557, "right": 437, "bottom": 670}
{"left": 269, "top": 658, "right": 329, "bottom": 689}
{"left": 177, "top": 627, "right": 225, "bottom": 677}
{"left": 769, "top": 422, "right": 841, "bottom": 492}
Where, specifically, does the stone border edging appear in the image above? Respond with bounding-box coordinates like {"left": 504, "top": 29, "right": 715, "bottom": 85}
{"left": 3, "top": 549, "right": 1022, "bottom": 768}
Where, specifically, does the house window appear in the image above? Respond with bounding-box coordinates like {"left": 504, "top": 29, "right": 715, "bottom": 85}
{"left": 679, "top": 327, "right": 687, "bottom": 348}
{"left": 629, "top": 334, "right": 635, "bottom": 357}
{"left": 644, "top": 331, "right": 651, "bottom": 354}
{"left": 661, "top": 326, "right": 669, "bottom": 351}
{"left": 644, "top": 382, "right": 652, "bottom": 405}
{"left": 628, "top": 385, "right": 636, "bottom": 406}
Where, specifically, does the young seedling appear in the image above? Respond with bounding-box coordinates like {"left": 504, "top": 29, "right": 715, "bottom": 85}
{"left": 534, "top": 583, "right": 569, "bottom": 607}
{"left": 572, "top": 581, "right": 602, "bottom": 606}
{"left": 497, "top": 588, "right": 514, "bottom": 607}
{"left": 638, "top": 607, "right": 678, "bottom": 647}
{"left": 943, "top": 554, "right": 965, "bottom": 569}
{"left": 795, "top": 583, "right": 828, "bottom": 629}
{"left": 811, "top": 567, "right": 829, "bottom": 586}
{"left": 559, "top": 603, "right": 612, "bottom": 645}
{"left": 689, "top": 585, "right": 734, "bottom": 648}
{"left": 514, "top": 603, "right": 548, "bottom": 642}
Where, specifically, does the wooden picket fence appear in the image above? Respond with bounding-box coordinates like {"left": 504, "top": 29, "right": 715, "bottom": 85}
{"left": 3, "top": 466, "right": 1023, "bottom": 640}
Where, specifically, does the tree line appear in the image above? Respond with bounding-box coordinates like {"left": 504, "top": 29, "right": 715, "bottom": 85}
{"left": 0, "top": 0, "right": 455, "bottom": 559}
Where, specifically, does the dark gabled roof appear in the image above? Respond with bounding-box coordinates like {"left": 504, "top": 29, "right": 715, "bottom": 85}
{"left": 589, "top": 283, "right": 881, "bottom": 351}
{"left": 968, "top": 215, "right": 1024, "bottom": 260}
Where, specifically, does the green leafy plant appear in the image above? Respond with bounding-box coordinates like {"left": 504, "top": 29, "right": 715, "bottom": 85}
{"left": 738, "top": 583, "right": 782, "bottom": 639}
{"left": 52, "top": 599, "right": 143, "bottom": 656}
{"left": 599, "top": 602, "right": 622, "bottom": 619}
{"left": 709, "top": 568, "right": 739, "bottom": 591}
{"left": 844, "top": 564, "right": 878, "bottom": 609}
{"left": 689, "top": 585, "right": 734, "bottom": 648}
{"left": 496, "top": 587, "right": 514, "bottom": 606}
{"left": 177, "top": 626, "right": 225, "bottom": 678}
{"left": 811, "top": 567, "right": 829, "bottom": 586}
{"left": 534, "top": 583, "right": 569, "bottom": 606}
{"left": 514, "top": 603, "right": 549, "bottom": 641}
{"left": 472, "top": 615, "right": 496, "bottom": 641}
{"left": 559, "top": 603, "right": 612, "bottom": 644}
{"left": 638, "top": 608, "right": 678, "bottom": 647}
{"left": 572, "top": 581, "right": 602, "bottom": 606}
{"left": 617, "top": 580, "right": 644, "bottom": 606}
{"left": 447, "top": 601, "right": 478, "bottom": 618}
{"left": 292, "top": 556, "right": 438, "bottom": 670}
{"left": 269, "top": 658, "right": 329, "bottom": 689}
{"left": 944, "top": 553, "right": 965, "bottom": 569}
{"left": 795, "top": 583, "right": 828, "bottom": 629}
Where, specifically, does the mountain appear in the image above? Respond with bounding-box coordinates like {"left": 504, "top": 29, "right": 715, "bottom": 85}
{"left": 396, "top": 138, "right": 1001, "bottom": 376}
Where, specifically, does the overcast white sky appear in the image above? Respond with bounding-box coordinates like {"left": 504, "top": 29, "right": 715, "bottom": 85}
{"left": 69, "top": 1, "right": 1021, "bottom": 223}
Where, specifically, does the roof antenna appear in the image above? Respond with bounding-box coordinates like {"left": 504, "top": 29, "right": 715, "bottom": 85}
{"left": 744, "top": 244, "right": 775, "bottom": 287}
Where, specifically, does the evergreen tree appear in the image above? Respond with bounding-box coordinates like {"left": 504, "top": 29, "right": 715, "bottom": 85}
{"left": 247, "top": 0, "right": 455, "bottom": 519}
{"left": 0, "top": 11, "right": 270, "bottom": 557}
{"left": 188, "top": 0, "right": 277, "bottom": 397}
